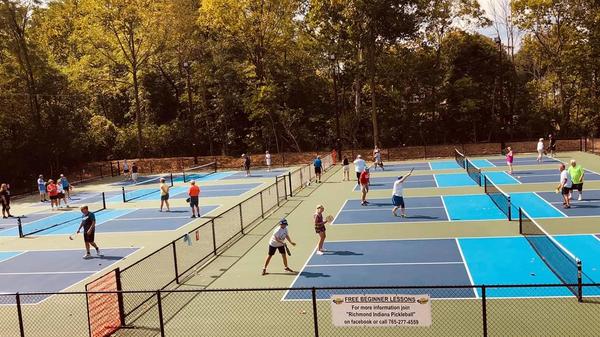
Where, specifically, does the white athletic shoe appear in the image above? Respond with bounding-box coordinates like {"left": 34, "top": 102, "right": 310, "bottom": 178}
{"left": 578, "top": 195, "right": 583, "bottom": 201}
{"left": 83, "top": 253, "right": 91, "bottom": 259}
{"left": 316, "top": 251, "right": 324, "bottom": 255}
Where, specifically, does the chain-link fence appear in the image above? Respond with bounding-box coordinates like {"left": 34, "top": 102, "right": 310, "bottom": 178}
{"left": 5, "top": 284, "right": 600, "bottom": 337}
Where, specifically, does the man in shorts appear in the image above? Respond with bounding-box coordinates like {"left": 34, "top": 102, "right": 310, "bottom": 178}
{"left": 359, "top": 167, "right": 370, "bottom": 205}
{"left": 159, "top": 178, "right": 171, "bottom": 212}
{"left": 392, "top": 171, "right": 413, "bottom": 217}
{"left": 373, "top": 146, "right": 384, "bottom": 170}
{"left": 37, "top": 175, "right": 47, "bottom": 202}
{"left": 568, "top": 159, "right": 584, "bottom": 201}
{"left": 59, "top": 174, "right": 71, "bottom": 200}
{"left": 314, "top": 155, "right": 323, "bottom": 183}
{"left": 558, "top": 164, "right": 572, "bottom": 208}
{"left": 353, "top": 155, "right": 366, "bottom": 183}
{"left": 536, "top": 138, "right": 545, "bottom": 164}
{"left": 242, "top": 154, "right": 251, "bottom": 177}
{"left": 75, "top": 205, "right": 101, "bottom": 259}
{"left": 262, "top": 218, "right": 296, "bottom": 275}
{"left": 548, "top": 134, "right": 557, "bottom": 158}
{"left": 131, "top": 162, "right": 139, "bottom": 183}
{"left": 188, "top": 180, "right": 200, "bottom": 218}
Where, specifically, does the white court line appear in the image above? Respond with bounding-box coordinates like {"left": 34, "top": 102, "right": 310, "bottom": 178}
{"left": 432, "top": 174, "right": 440, "bottom": 188}
{"left": 280, "top": 246, "right": 318, "bottom": 302}
{"left": 0, "top": 252, "right": 27, "bottom": 264}
{"left": 483, "top": 159, "right": 495, "bottom": 167}
{"left": 0, "top": 271, "right": 96, "bottom": 276}
{"left": 306, "top": 262, "right": 463, "bottom": 268}
{"left": 532, "top": 192, "right": 568, "bottom": 218}
{"left": 107, "top": 216, "right": 193, "bottom": 222}
{"left": 498, "top": 171, "right": 521, "bottom": 184}
{"left": 440, "top": 196, "right": 452, "bottom": 222}
{"left": 331, "top": 200, "right": 348, "bottom": 225}
{"left": 427, "top": 161, "right": 433, "bottom": 170}
{"left": 341, "top": 206, "right": 445, "bottom": 212}
{"left": 455, "top": 238, "right": 478, "bottom": 299}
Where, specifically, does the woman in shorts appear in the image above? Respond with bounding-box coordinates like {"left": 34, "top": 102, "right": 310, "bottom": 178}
{"left": 159, "top": 178, "right": 171, "bottom": 212}
{"left": 314, "top": 205, "right": 329, "bottom": 255}
{"left": 536, "top": 138, "right": 544, "bottom": 164}
{"left": 56, "top": 182, "right": 68, "bottom": 208}
{"left": 342, "top": 155, "right": 350, "bottom": 181}
{"left": 262, "top": 218, "right": 296, "bottom": 275}
{"left": 123, "top": 160, "right": 130, "bottom": 180}
{"left": 506, "top": 146, "right": 514, "bottom": 175}
{"left": 558, "top": 164, "right": 572, "bottom": 208}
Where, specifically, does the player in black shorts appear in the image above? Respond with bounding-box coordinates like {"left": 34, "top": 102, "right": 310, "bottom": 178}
{"left": 76, "top": 206, "right": 101, "bottom": 258}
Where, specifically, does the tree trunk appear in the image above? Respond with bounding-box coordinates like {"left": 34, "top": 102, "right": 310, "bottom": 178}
{"left": 132, "top": 68, "right": 143, "bottom": 157}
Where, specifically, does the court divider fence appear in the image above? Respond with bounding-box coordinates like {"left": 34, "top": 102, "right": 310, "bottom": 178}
{"left": 85, "top": 154, "right": 335, "bottom": 328}
{"left": 4, "top": 283, "right": 600, "bottom": 337}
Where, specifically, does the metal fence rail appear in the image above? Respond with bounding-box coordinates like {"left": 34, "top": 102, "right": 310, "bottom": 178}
{"left": 102, "top": 155, "right": 335, "bottom": 322}
{"left": 4, "top": 283, "right": 600, "bottom": 337}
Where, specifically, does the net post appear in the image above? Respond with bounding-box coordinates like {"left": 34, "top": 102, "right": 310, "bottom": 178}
{"left": 17, "top": 217, "right": 24, "bottom": 238}
{"left": 156, "top": 291, "right": 166, "bottom": 337}
{"left": 121, "top": 187, "right": 126, "bottom": 203}
{"left": 577, "top": 261, "right": 583, "bottom": 302}
{"left": 518, "top": 208, "right": 523, "bottom": 234}
{"left": 311, "top": 287, "right": 319, "bottom": 337}
{"left": 182, "top": 170, "right": 186, "bottom": 183}
{"left": 239, "top": 204, "right": 244, "bottom": 234}
{"left": 260, "top": 191, "right": 264, "bottom": 218}
{"left": 481, "top": 285, "right": 488, "bottom": 337}
{"left": 16, "top": 293, "right": 25, "bottom": 337}
{"left": 172, "top": 241, "right": 179, "bottom": 284}
{"left": 288, "top": 172, "right": 293, "bottom": 197}
{"left": 507, "top": 196, "right": 512, "bottom": 221}
{"left": 170, "top": 173, "right": 174, "bottom": 187}
{"left": 102, "top": 192, "right": 106, "bottom": 210}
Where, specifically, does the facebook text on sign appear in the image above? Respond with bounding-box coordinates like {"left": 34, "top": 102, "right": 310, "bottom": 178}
{"left": 330, "top": 294, "right": 432, "bottom": 327}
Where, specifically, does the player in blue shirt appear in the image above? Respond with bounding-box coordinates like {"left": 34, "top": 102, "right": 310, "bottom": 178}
{"left": 314, "top": 156, "right": 323, "bottom": 183}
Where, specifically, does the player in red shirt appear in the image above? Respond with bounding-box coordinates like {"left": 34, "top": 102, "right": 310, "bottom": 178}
{"left": 359, "top": 167, "right": 370, "bottom": 206}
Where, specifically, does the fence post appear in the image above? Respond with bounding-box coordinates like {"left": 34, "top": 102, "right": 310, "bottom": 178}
{"left": 172, "top": 241, "right": 180, "bottom": 284}
{"left": 311, "top": 287, "right": 319, "bottom": 337}
{"left": 110, "top": 162, "right": 114, "bottom": 177}
{"left": 283, "top": 176, "right": 288, "bottom": 199}
{"left": 211, "top": 220, "right": 217, "bottom": 255}
{"left": 117, "top": 161, "right": 121, "bottom": 176}
{"left": 115, "top": 269, "right": 125, "bottom": 326}
{"left": 276, "top": 178, "right": 280, "bottom": 207}
{"left": 288, "top": 172, "right": 293, "bottom": 197}
{"left": 482, "top": 285, "right": 488, "bottom": 337}
{"left": 260, "top": 191, "right": 264, "bottom": 218}
{"left": 156, "top": 291, "right": 166, "bottom": 337}
{"left": 16, "top": 293, "right": 25, "bottom": 337}
{"left": 239, "top": 204, "right": 244, "bottom": 234}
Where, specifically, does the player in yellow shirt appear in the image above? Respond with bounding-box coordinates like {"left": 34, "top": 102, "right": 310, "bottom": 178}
{"left": 568, "top": 159, "right": 585, "bottom": 201}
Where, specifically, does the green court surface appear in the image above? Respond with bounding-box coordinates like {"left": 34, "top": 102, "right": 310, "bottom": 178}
{"left": 3, "top": 153, "right": 600, "bottom": 336}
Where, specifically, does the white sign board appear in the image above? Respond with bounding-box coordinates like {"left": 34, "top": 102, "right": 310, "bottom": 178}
{"left": 330, "top": 294, "right": 432, "bottom": 327}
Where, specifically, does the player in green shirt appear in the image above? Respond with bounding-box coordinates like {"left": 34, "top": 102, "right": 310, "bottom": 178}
{"left": 568, "top": 160, "right": 585, "bottom": 201}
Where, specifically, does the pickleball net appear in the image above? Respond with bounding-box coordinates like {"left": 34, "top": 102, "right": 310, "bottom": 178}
{"left": 454, "top": 148, "right": 466, "bottom": 168}
{"left": 182, "top": 162, "right": 217, "bottom": 183}
{"left": 484, "top": 176, "right": 511, "bottom": 220}
{"left": 18, "top": 193, "right": 106, "bottom": 237}
{"left": 519, "top": 208, "right": 583, "bottom": 301}
{"left": 465, "top": 159, "right": 482, "bottom": 186}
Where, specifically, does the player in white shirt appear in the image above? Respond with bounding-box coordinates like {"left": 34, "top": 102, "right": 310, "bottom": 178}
{"left": 353, "top": 155, "right": 367, "bottom": 183}
{"left": 536, "top": 138, "right": 544, "bottom": 164}
{"left": 557, "top": 164, "right": 572, "bottom": 209}
{"left": 262, "top": 219, "right": 296, "bottom": 275}
{"left": 265, "top": 151, "right": 272, "bottom": 171}
{"left": 392, "top": 169, "right": 413, "bottom": 217}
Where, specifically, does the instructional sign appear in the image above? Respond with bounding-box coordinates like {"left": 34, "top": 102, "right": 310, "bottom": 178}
{"left": 330, "top": 294, "right": 432, "bottom": 327}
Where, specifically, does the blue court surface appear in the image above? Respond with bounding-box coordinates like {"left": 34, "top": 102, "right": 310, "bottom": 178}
{"left": 285, "top": 237, "right": 600, "bottom": 300}
{"left": 369, "top": 162, "right": 431, "bottom": 172}
{"left": 0, "top": 248, "right": 138, "bottom": 304}
{"left": 0, "top": 206, "right": 219, "bottom": 237}
{"left": 221, "top": 169, "right": 290, "bottom": 180}
{"left": 334, "top": 190, "right": 600, "bottom": 225}
{"left": 117, "top": 183, "right": 262, "bottom": 202}
{"left": 487, "top": 156, "right": 561, "bottom": 167}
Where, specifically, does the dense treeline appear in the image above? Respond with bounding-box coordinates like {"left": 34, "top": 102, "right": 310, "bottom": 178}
{"left": 1, "top": 0, "right": 599, "bottom": 185}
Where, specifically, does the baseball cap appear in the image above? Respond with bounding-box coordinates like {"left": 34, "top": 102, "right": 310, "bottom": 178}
{"left": 279, "top": 218, "right": 288, "bottom": 226}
